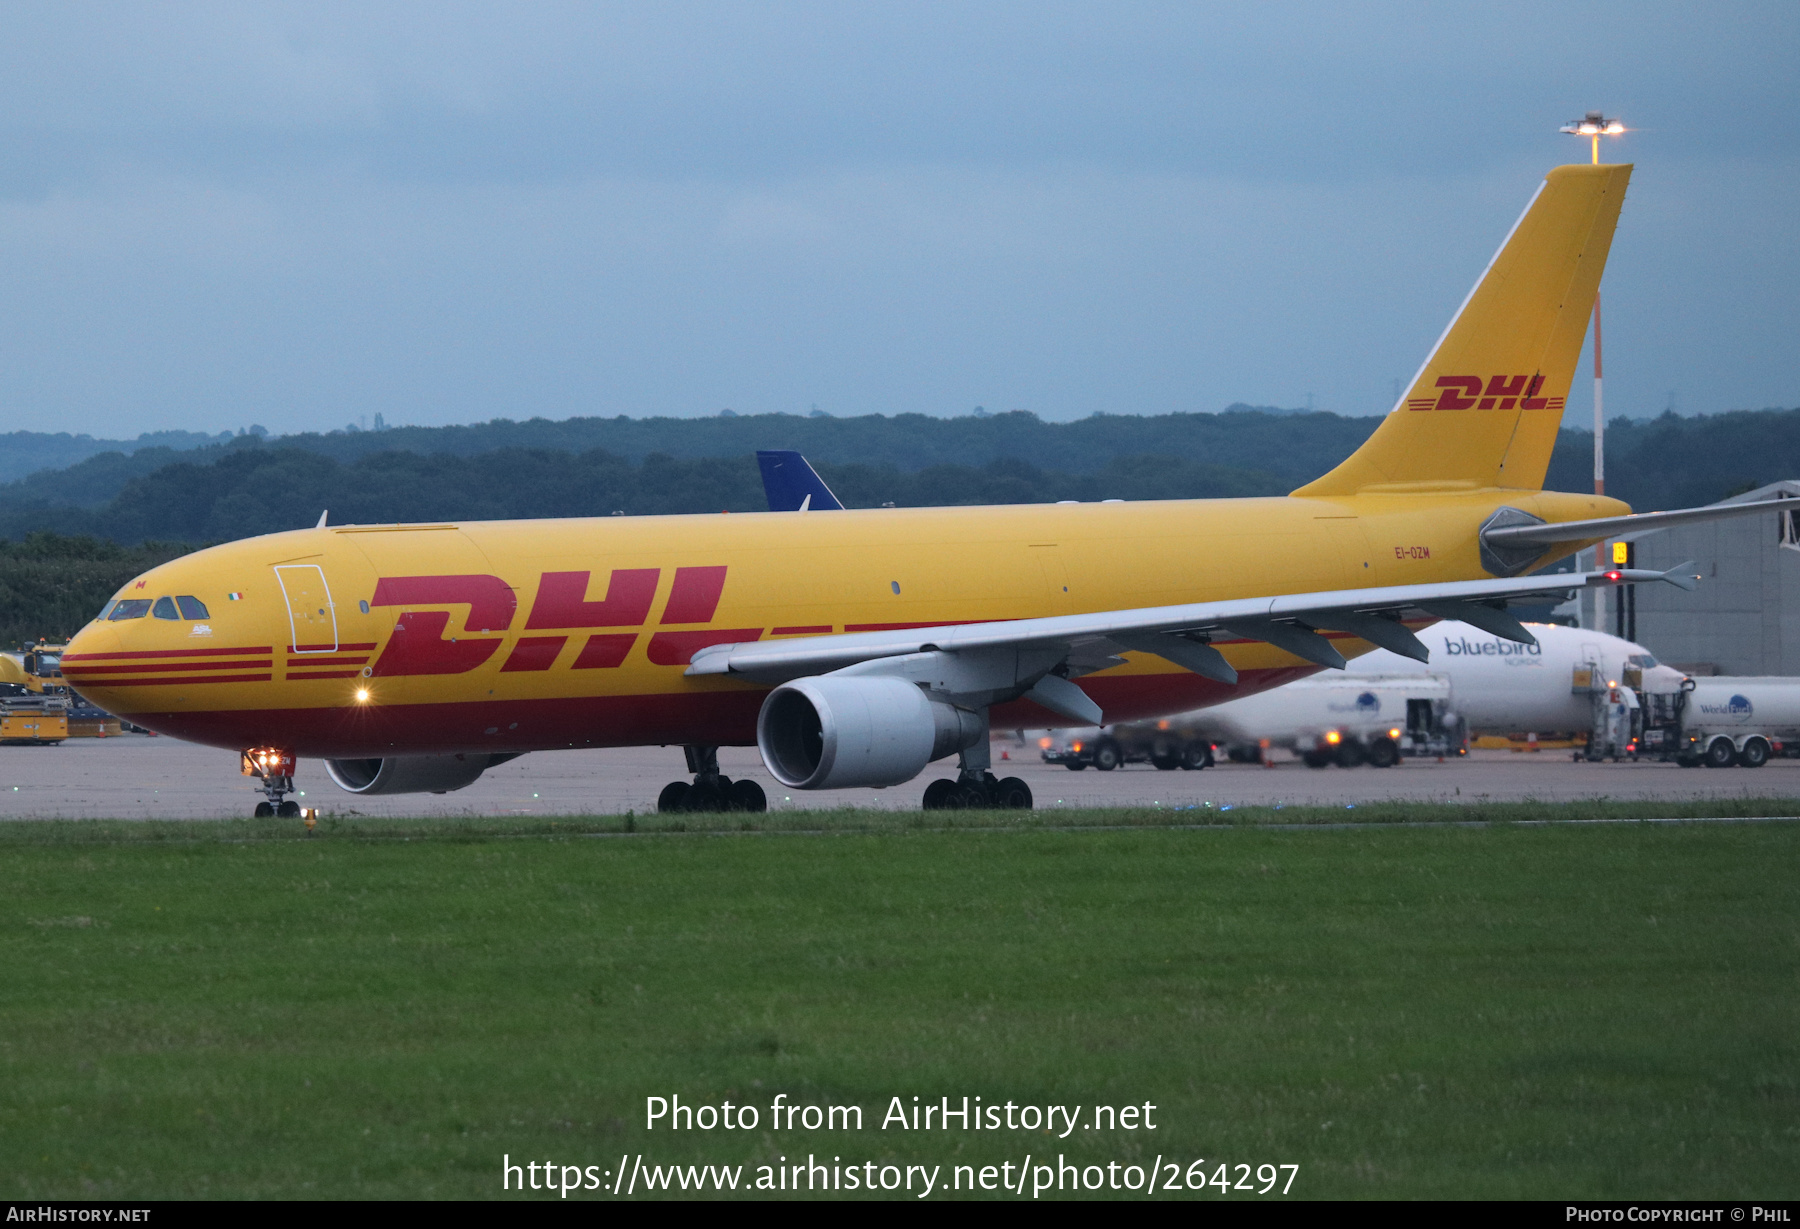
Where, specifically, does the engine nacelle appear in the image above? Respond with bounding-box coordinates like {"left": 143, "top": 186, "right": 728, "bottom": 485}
{"left": 323, "top": 753, "right": 510, "bottom": 796}
{"left": 757, "top": 675, "right": 984, "bottom": 789}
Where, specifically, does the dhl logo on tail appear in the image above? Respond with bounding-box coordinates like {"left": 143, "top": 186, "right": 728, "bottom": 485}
{"left": 1404, "top": 375, "right": 1566, "bottom": 412}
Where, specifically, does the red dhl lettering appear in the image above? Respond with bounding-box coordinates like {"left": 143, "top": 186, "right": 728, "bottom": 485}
{"left": 1411, "top": 374, "right": 1562, "bottom": 411}
{"left": 525, "top": 569, "right": 659, "bottom": 629}
{"left": 367, "top": 566, "right": 758, "bottom": 676}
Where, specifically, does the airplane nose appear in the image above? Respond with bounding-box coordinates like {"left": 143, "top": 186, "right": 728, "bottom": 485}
{"left": 61, "top": 620, "right": 125, "bottom": 704}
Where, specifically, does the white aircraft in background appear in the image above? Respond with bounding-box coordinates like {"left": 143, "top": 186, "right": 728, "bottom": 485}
{"left": 1044, "top": 622, "right": 1685, "bottom": 770}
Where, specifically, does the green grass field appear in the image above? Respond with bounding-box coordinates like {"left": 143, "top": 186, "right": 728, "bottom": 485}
{"left": 3, "top": 801, "right": 1797, "bottom": 1200}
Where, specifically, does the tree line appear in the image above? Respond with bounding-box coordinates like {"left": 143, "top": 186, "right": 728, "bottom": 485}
{"left": 1, "top": 405, "right": 1793, "bottom": 644}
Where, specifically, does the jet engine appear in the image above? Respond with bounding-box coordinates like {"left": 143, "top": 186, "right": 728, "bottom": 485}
{"left": 323, "top": 752, "right": 517, "bottom": 796}
{"left": 757, "top": 675, "right": 984, "bottom": 789}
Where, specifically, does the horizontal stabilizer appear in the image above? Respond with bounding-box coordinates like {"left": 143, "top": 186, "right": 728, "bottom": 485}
{"left": 1482, "top": 496, "right": 1800, "bottom": 549}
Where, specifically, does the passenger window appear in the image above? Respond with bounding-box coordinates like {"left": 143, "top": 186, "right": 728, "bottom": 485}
{"left": 108, "top": 599, "right": 152, "bottom": 621}
{"left": 152, "top": 596, "right": 180, "bottom": 620}
{"left": 176, "top": 595, "right": 210, "bottom": 620}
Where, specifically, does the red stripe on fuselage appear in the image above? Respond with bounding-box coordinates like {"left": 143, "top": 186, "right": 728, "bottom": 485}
{"left": 64, "top": 646, "right": 272, "bottom": 661}
{"left": 105, "top": 666, "right": 1317, "bottom": 758}
{"left": 79, "top": 673, "right": 273, "bottom": 688}
{"left": 62, "top": 659, "right": 273, "bottom": 676}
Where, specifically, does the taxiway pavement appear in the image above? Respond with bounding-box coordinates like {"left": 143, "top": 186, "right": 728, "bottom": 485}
{"left": 0, "top": 733, "right": 1793, "bottom": 819}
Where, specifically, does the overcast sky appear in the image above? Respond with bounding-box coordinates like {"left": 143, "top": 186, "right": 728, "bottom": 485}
{"left": 1, "top": 2, "right": 1795, "bottom": 438}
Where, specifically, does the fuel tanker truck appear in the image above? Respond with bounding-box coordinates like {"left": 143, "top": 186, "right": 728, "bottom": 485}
{"left": 1673, "top": 678, "right": 1800, "bottom": 768}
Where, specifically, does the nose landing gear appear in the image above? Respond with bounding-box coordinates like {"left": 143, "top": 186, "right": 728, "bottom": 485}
{"left": 242, "top": 748, "right": 302, "bottom": 818}
{"left": 657, "top": 744, "right": 769, "bottom": 814}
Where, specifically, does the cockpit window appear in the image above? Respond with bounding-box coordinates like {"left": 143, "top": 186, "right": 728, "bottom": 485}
{"left": 108, "top": 599, "right": 152, "bottom": 621}
{"left": 97, "top": 600, "right": 117, "bottom": 621}
{"left": 1629, "top": 653, "right": 1659, "bottom": 668}
{"left": 176, "top": 595, "right": 210, "bottom": 620}
{"left": 152, "top": 596, "right": 180, "bottom": 621}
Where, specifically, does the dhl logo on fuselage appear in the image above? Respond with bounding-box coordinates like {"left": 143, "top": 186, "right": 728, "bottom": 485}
{"left": 360, "top": 565, "right": 760, "bottom": 678}
{"left": 1404, "top": 375, "right": 1565, "bottom": 413}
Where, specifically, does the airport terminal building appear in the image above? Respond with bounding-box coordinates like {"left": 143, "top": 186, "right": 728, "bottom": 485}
{"left": 1615, "top": 479, "right": 1800, "bottom": 675}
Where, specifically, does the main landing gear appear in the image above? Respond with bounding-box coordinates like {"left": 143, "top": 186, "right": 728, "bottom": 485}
{"left": 242, "top": 748, "right": 302, "bottom": 818}
{"left": 657, "top": 745, "right": 768, "bottom": 814}
{"left": 920, "top": 734, "right": 1033, "bottom": 811}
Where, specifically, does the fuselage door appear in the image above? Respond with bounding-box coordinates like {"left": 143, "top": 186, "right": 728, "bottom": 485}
{"left": 275, "top": 564, "right": 339, "bottom": 654}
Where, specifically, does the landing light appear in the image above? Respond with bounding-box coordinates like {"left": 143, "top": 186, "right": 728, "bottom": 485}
{"left": 1389, "top": 728, "right": 1402, "bottom": 739}
{"left": 354, "top": 688, "right": 371, "bottom": 703}
{"left": 1325, "top": 730, "right": 1342, "bottom": 745}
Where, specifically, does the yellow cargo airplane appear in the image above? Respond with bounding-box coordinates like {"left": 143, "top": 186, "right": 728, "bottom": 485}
{"left": 60, "top": 163, "right": 1799, "bottom": 816}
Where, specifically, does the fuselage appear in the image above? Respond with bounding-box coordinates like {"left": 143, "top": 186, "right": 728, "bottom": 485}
{"left": 62, "top": 485, "right": 1624, "bottom": 759}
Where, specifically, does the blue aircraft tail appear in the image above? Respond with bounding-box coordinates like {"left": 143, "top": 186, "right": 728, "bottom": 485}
{"left": 756, "top": 450, "right": 845, "bottom": 512}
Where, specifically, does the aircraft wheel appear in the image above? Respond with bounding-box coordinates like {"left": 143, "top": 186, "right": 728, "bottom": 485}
{"left": 1064, "top": 762, "right": 1086, "bottom": 771}
{"left": 254, "top": 802, "right": 275, "bottom": 818}
{"left": 1366, "top": 737, "right": 1400, "bottom": 768}
{"left": 921, "top": 778, "right": 957, "bottom": 809}
{"left": 1179, "top": 743, "right": 1211, "bottom": 770}
{"left": 729, "top": 778, "right": 768, "bottom": 811}
{"left": 277, "top": 800, "right": 302, "bottom": 818}
{"left": 993, "top": 777, "right": 1033, "bottom": 809}
{"left": 1093, "top": 741, "right": 1120, "bottom": 771}
{"left": 1151, "top": 751, "right": 1179, "bottom": 771}
{"left": 686, "top": 778, "right": 727, "bottom": 812}
{"left": 657, "top": 781, "right": 692, "bottom": 812}
{"left": 1738, "top": 738, "right": 1770, "bottom": 769}
{"left": 1703, "top": 738, "right": 1738, "bottom": 769}
{"left": 1335, "top": 740, "right": 1366, "bottom": 768}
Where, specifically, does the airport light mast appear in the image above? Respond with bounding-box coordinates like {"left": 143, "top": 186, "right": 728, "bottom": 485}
{"left": 1560, "top": 112, "right": 1627, "bottom": 496}
{"left": 1560, "top": 112, "right": 1627, "bottom": 631}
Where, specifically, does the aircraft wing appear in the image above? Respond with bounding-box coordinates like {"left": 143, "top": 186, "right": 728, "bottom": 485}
{"left": 686, "top": 563, "right": 1697, "bottom": 721}
{"left": 756, "top": 450, "right": 846, "bottom": 512}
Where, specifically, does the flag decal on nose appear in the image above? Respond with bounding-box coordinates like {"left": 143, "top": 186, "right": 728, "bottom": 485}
{"left": 227, "top": 592, "right": 244, "bottom": 601}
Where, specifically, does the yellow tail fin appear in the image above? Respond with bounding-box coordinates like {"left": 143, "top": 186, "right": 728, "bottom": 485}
{"left": 1294, "top": 163, "right": 1631, "bottom": 496}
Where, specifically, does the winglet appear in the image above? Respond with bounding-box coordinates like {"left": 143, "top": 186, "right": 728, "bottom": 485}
{"left": 316, "top": 510, "right": 328, "bottom": 529}
{"left": 1661, "top": 561, "right": 1700, "bottom": 592}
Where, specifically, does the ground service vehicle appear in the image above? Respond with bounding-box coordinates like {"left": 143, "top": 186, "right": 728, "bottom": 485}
{"left": 62, "top": 163, "right": 1798, "bottom": 816}
{"left": 0, "top": 641, "right": 124, "bottom": 744}
{"left": 1042, "top": 723, "right": 1215, "bottom": 771}
{"left": 1673, "top": 677, "right": 1800, "bottom": 768}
